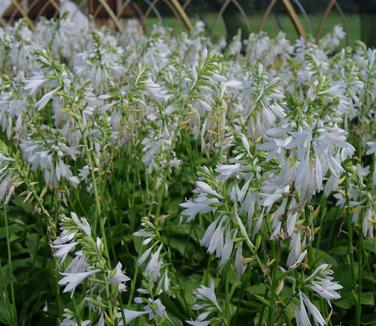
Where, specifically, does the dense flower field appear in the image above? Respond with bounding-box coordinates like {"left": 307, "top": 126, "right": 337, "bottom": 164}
{"left": 0, "top": 18, "right": 375, "bottom": 326}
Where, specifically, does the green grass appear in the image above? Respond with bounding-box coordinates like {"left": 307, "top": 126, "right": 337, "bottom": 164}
{"left": 146, "top": 13, "right": 361, "bottom": 45}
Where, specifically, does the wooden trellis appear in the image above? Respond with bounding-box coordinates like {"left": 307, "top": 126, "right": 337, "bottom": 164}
{"left": 0, "top": 0, "right": 352, "bottom": 41}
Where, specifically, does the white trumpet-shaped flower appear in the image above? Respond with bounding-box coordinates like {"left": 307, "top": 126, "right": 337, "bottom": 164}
{"left": 107, "top": 262, "right": 130, "bottom": 292}
{"left": 58, "top": 269, "right": 99, "bottom": 295}
{"left": 180, "top": 195, "right": 219, "bottom": 222}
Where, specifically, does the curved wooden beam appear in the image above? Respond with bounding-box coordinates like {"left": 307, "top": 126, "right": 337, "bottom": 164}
{"left": 214, "top": 0, "right": 231, "bottom": 37}
{"left": 316, "top": 0, "right": 336, "bottom": 41}
{"left": 142, "top": 0, "right": 163, "bottom": 29}
{"left": 169, "top": 0, "right": 192, "bottom": 31}
{"left": 316, "top": 0, "right": 348, "bottom": 44}
{"left": 292, "top": 0, "right": 312, "bottom": 34}
{"left": 98, "top": 0, "right": 121, "bottom": 30}
{"left": 10, "top": 0, "right": 35, "bottom": 27}
{"left": 259, "top": 0, "right": 277, "bottom": 32}
{"left": 282, "top": 0, "right": 305, "bottom": 38}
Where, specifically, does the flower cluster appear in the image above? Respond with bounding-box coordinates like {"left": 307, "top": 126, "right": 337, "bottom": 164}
{"left": 0, "top": 16, "right": 375, "bottom": 326}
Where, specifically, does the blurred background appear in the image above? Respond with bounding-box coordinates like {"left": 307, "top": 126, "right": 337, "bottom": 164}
{"left": 0, "top": 0, "right": 375, "bottom": 46}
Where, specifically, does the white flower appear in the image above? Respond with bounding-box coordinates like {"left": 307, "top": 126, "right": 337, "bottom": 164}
{"left": 145, "top": 244, "right": 163, "bottom": 282}
{"left": 51, "top": 242, "right": 77, "bottom": 263}
{"left": 195, "top": 181, "right": 222, "bottom": 198}
{"left": 296, "top": 291, "right": 326, "bottom": 326}
{"left": 235, "top": 244, "right": 246, "bottom": 277}
{"left": 286, "top": 212, "right": 298, "bottom": 237}
{"left": 194, "top": 279, "right": 221, "bottom": 311}
{"left": 180, "top": 195, "right": 219, "bottom": 222}
{"left": 186, "top": 320, "right": 210, "bottom": 326}
{"left": 362, "top": 208, "right": 374, "bottom": 238}
{"left": 64, "top": 255, "right": 91, "bottom": 274}
{"left": 366, "top": 142, "right": 376, "bottom": 155}
{"left": 53, "top": 229, "right": 77, "bottom": 245}
{"left": 215, "top": 164, "right": 241, "bottom": 181}
{"left": 58, "top": 269, "right": 99, "bottom": 295}
{"left": 287, "top": 232, "right": 307, "bottom": 269}
{"left": 107, "top": 262, "right": 130, "bottom": 292}
{"left": 239, "top": 188, "right": 257, "bottom": 223}
{"left": 306, "top": 264, "right": 342, "bottom": 300}
{"left": 144, "top": 78, "right": 171, "bottom": 102}
{"left": 296, "top": 293, "right": 311, "bottom": 326}
{"left": 260, "top": 188, "right": 284, "bottom": 208}
{"left": 119, "top": 309, "right": 148, "bottom": 325}
{"left": 144, "top": 298, "right": 166, "bottom": 320}
{"left": 137, "top": 246, "right": 153, "bottom": 265}
{"left": 70, "top": 212, "right": 91, "bottom": 237}
{"left": 221, "top": 79, "right": 243, "bottom": 97}
{"left": 0, "top": 175, "right": 15, "bottom": 203}
{"left": 60, "top": 318, "right": 90, "bottom": 326}
{"left": 36, "top": 88, "right": 59, "bottom": 111}
{"left": 186, "top": 310, "right": 212, "bottom": 326}
{"left": 24, "top": 77, "right": 46, "bottom": 95}
{"left": 200, "top": 217, "right": 227, "bottom": 261}
{"left": 220, "top": 229, "right": 234, "bottom": 267}
{"left": 300, "top": 292, "right": 326, "bottom": 326}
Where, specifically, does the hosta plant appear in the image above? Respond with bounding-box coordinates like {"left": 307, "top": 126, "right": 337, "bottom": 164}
{"left": 0, "top": 17, "right": 375, "bottom": 326}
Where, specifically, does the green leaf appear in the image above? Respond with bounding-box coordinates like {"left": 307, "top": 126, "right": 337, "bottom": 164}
{"left": 0, "top": 224, "right": 24, "bottom": 239}
{"left": 360, "top": 292, "right": 374, "bottom": 306}
{"left": 310, "top": 248, "right": 337, "bottom": 267}
{"left": 0, "top": 302, "right": 17, "bottom": 326}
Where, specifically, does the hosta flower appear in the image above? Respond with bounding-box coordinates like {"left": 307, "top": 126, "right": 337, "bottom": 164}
{"left": 194, "top": 181, "right": 222, "bottom": 198}
{"left": 362, "top": 208, "right": 374, "bottom": 238}
{"left": 366, "top": 142, "right": 376, "bottom": 156}
{"left": 60, "top": 318, "right": 90, "bottom": 326}
{"left": 187, "top": 279, "right": 224, "bottom": 325}
{"left": 186, "top": 315, "right": 211, "bottom": 326}
{"left": 287, "top": 232, "right": 307, "bottom": 269}
{"left": 199, "top": 216, "right": 234, "bottom": 267}
{"left": 306, "top": 264, "right": 342, "bottom": 300}
{"left": 51, "top": 242, "right": 77, "bottom": 263}
{"left": 58, "top": 269, "right": 99, "bottom": 295}
{"left": 193, "top": 279, "right": 221, "bottom": 311}
{"left": 215, "top": 164, "right": 242, "bottom": 181}
{"left": 36, "top": 88, "right": 59, "bottom": 111}
{"left": 0, "top": 174, "right": 15, "bottom": 203}
{"left": 20, "top": 139, "right": 79, "bottom": 187}
{"left": 143, "top": 298, "right": 167, "bottom": 321}
{"left": 23, "top": 76, "right": 46, "bottom": 95}
{"left": 145, "top": 244, "right": 163, "bottom": 282}
{"left": 235, "top": 244, "right": 246, "bottom": 277}
{"left": 70, "top": 212, "right": 91, "bottom": 237}
{"left": 107, "top": 262, "right": 130, "bottom": 292}
{"left": 141, "top": 126, "right": 174, "bottom": 173}
{"left": 144, "top": 78, "right": 171, "bottom": 102}
{"left": 180, "top": 195, "right": 219, "bottom": 222}
{"left": 0, "top": 153, "right": 17, "bottom": 203}
{"left": 64, "top": 255, "right": 91, "bottom": 274}
{"left": 296, "top": 291, "right": 326, "bottom": 326}
{"left": 118, "top": 309, "right": 148, "bottom": 325}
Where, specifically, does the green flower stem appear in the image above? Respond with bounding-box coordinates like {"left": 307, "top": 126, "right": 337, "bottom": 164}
{"left": 3, "top": 204, "right": 15, "bottom": 306}
{"left": 344, "top": 174, "right": 360, "bottom": 326}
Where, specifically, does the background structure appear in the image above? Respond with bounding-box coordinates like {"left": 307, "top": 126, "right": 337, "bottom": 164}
{"left": 0, "top": 1, "right": 375, "bottom": 45}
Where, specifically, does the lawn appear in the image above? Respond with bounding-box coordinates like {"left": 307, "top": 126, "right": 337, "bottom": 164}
{"left": 146, "top": 13, "right": 361, "bottom": 44}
